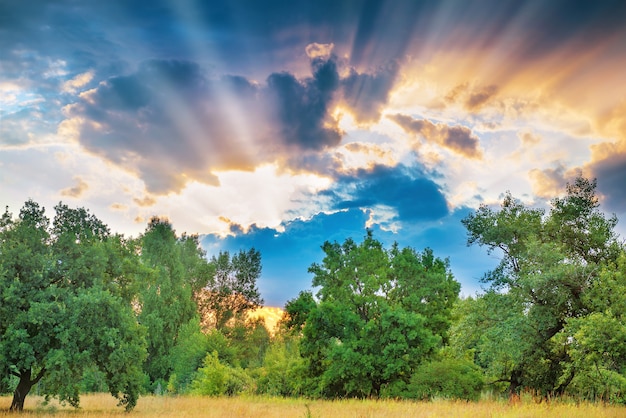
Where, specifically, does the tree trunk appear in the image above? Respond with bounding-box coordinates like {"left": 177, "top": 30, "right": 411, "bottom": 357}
{"left": 508, "top": 368, "right": 522, "bottom": 400}
{"left": 10, "top": 370, "right": 33, "bottom": 412}
{"left": 9, "top": 368, "right": 46, "bottom": 412}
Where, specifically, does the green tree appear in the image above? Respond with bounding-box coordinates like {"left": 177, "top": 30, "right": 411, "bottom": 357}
{"left": 222, "top": 318, "right": 271, "bottom": 369}
{"left": 0, "top": 201, "right": 146, "bottom": 411}
{"left": 459, "top": 176, "right": 622, "bottom": 397}
{"left": 166, "top": 317, "right": 209, "bottom": 394}
{"left": 197, "top": 249, "right": 263, "bottom": 330}
{"left": 301, "top": 231, "right": 460, "bottom": 397}
{"left": 281, "top": 290, "right": 317, "bottom": 334}
{"left": 138, "top": 217, "right": 199, "bottom": 388}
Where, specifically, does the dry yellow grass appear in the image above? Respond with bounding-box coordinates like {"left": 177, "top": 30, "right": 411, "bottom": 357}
{"left": 0, "top": 393, "right": 624, "bottom": 417}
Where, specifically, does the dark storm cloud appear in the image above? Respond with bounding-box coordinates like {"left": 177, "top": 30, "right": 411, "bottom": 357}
{"left": 390, "top": 114, "right": 483, "bottom": 159}
{"left": 326, "top": 164, "right": 449, "bottom": 223}
{"left": 265, "top": 57, "right": 342, "bottom": 150}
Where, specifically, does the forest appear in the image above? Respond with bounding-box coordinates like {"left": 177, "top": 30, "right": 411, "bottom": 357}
{"left": 1, "top": 176, "right": 625, "bottom": 412}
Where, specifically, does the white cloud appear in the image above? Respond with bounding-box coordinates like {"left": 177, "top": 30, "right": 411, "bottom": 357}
{"left": 62, "top": 71, "right": 95, "bottom": 94}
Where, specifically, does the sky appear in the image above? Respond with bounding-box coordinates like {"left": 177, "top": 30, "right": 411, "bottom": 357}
{"left": 2, "top": 0, "right": 626, "bottom": 307}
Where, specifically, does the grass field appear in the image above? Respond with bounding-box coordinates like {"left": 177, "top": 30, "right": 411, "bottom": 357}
{"left": 1, "top": 393, "right": 624, "bottom": 417}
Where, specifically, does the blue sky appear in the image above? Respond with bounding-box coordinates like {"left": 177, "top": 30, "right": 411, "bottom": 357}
{"left": 2, "top": 0, "right": 626, "bottom": 306}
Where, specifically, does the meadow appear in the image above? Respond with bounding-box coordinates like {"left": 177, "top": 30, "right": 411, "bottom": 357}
{"left": 1, "top": 394, "right": 624, "bottom": 418}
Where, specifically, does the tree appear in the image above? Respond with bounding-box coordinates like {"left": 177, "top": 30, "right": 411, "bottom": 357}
{"left": 0, "top": 201, "right": 146, "bottom": 411}
{"left": 459, "top": 176, "right": 622, "bottom": 397}
{"left": 196, "top": 249, "right": 263, "bottom": 330}
{"left": 137, "top": 217, "right": 199, "bottom": 388}
{"left": 281, "top": 290, "right": 317, "bottom": 333}
{"left": 167, "top": 317, "right": 209, "bottom": 394}
{"left": 300, "top": 231, "right": 460, "bottom": 397}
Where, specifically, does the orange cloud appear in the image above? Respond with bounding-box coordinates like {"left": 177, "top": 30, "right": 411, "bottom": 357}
{"left": 389, "top": 114, "right": 483, "bottom": 159}
{"left": 60, "top": 177, "right": 88, "bottom": 198}
{"left": 133, "top": 195, "right": 157, "bottom": 207}
{"left": 528, "top": 165, "right": 572, "bottom": 199}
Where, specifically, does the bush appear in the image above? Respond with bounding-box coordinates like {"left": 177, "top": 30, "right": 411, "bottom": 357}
{"left": 256, "top": 337, "right": 306, "bottom": 396}
{"left": 191, "top": 351, "right": 228, "bottom": 396}
{"left": 404, "top": 358, "right": 484, "bottom": 401}
{"left": 190, "top": 350, "right": 255, "bottom": 396}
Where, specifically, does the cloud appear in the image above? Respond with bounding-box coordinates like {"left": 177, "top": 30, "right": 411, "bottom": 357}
{"left": 528, "top": 164, "right": 572, "bottom": 199}
{"left": 62, "top": 53, "right": 405, "bottom": 194}
{"left": 60, "top": 176, "right": 89, "bottom": 198}
{"left": 590, "top": 153, "right": 626, "bottom": 214}
{"left": 389, "top": 114, "right": 483, "bottom": 159}
{"left": 63, "top": 59, "right": 263, "bottom": 194}
{"left": 444, "top": 83, "right": 499, "bottom": 112}
{"left": 587, "top": 139, "right": 626, "bottom": 213}
{"left": 265, "top": 57, "right": 342, "bottom": 150}
{"left": 518, "top": 129, "right": 542, "bottom": 146}
{"left": 62, "top": 71, "right": 95, "bottom": 94}
{"left": 324, "top": 164, "right": 449, "bottom": 226}
{"left": 341, "top": 61, "right": 400, "bottom": 124}
{"left": 110, "top": 203, "right": 128, "bottom": 211}
{"left": 133, "top": 195, "right": 157, "bottom": 207}
{"left": 305, "top": 43, "right": 334, "bottom": 59}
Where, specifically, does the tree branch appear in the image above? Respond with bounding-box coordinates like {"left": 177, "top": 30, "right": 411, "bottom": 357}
{"left": 487, "top": 378, "right": 511, "bottom": 386}
{"left": 31, "top": 367, "right": 47, "bottom": 385}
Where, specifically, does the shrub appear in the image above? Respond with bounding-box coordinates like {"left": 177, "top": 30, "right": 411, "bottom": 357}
{"left": 405, "top": 358, "right": 484, "bottom": 401}
{"left": 191, "top": 351, "right": 228, "bottom": 396}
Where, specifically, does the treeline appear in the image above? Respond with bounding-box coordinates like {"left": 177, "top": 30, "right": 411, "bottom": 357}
{"left": 1, "top": 176, "right": 625, "bottom": 411}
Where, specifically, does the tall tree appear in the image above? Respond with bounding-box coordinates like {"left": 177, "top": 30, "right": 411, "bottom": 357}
{"left": 137, "top": 218, "right": 199, "bottom": 388}
{"left": 301, "top": 231, "right": 460, "bottom": 397}
{"left": 196, "top": 249, "right": 263, "bottom": 330}
{"left": 458, "top": 176, "right": 622, "bottom": 397}
{"left": 0, "top": 201, "right": 146, "bottom": 411}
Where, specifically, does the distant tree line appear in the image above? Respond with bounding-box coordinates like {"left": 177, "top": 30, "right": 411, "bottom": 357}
{"left": 1, "top": 176, "right": 625, "bottom": 412}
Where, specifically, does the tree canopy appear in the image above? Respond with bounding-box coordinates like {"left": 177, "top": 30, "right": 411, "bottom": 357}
{"left": 196, "top": 249, "right": 264, "bottom": 330}
{"left": 0, "top": 201, "right": 146, "bottom": 411}
{"left": 299, "top": 231, "right": 460, "bottom": 397}
{"left": 456, "top": 176, "right": 624, "bottom": 397}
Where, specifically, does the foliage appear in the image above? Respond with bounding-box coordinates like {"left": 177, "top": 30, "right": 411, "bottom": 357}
{"left": 190, "top": 351, "right": 254, "bottom": 396}
{"left": 301, "top": 231, "right": 460, "bottom": 397}
{"left": 190, "top": 351, "right": 228, "bottom": 396}
{"left": 562, "top": 252, "right": 626, "bottom": 403}
{"left": 167, "top": 317, "right": 209, "bottom": 394}
{"left": 196, "top": 249, "right": 264, "bottom": 330}
{"left": 395, "top": 358, "right": 484, "bottom": 401}
{"left": 222, "top": 318, "right": 271, "bottom": 369}
{"left": 0, "top": 200, "right": 146, "bottom": 411}
{"left": 281, "top": 290, "right": 317, "bottom": 334}
{"left": 138, "top": 217, "right": 202, "bottom": 388}
{"left": 458, "top": 176, "right": 624, "bottom": 398}
{"left": 256, "top": 335, "right": 307, "bottom": 396}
